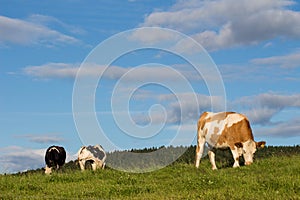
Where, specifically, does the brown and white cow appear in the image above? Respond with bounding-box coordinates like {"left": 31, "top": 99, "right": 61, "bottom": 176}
{"left": 195, "top": 111, "right": 266, "bottom": 170}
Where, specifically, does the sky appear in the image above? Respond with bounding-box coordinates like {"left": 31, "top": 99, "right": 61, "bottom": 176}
{"left": 1, "top": 0, "right": 300, "bottom": 174}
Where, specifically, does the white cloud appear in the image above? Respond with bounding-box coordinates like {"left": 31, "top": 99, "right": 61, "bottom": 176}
{"left": 140, "top": 0, "right": 300, "bottom": 50}
{"left": 23, "top": 63, "right": 80, "bottom": 78}
{"left": 129, "top": 92, "right": 300, "bottom": 142}
{"left": 23, "top": 62, "right": 204, "bottom": 82}
{"left": 237, "top": 93, "right": 300, "bottom": 109}
{"left": 0, "top": 146, "right": 76, "bottom": 174}
{"left": 0, "top": 146, "right": 45, "bottom": 174}
{"left": 132, "top": 93, "right": 224, "bottom": 125}
{"left": 244, "top": 107, "right": 279, "bottom": 125}
{"left": 218, "top": 51, "right": 300, "bottom": 82}
{"left": 0, "top": 15, "right": 79, "bottom": 46}
{"left": 128, "top": 27, "right": 180, "bottom": 45}
{"left": 128, "top": 92, "right": 300, "bottom": 142}
{"left": 251, "top": 51, "right": 300, "bottom": 69}
{"left": 153, "top": 92, "right": 300, "bottom": 140}
{"left": 257, "top": 118, "right": 300, "bottom": 138}
{"left": 144, "top": 0, "right": 294, "bottom": 30}
{"left": 16, "top": 134, "right": 65, "bottom": 144}
{"left": 154, "top": 92, "right": 300, "bottom": 140}
{"left": 191, "top": 23, "right": 235, "bottom": 51}
{"left": 23, "top": 63, "right": 122, "bottom": 79}
{"left": 26, "top": 14, "right": 86, "bottom": 35}
{"left": 233, "top": 93, "right": 300, "bottom": 125}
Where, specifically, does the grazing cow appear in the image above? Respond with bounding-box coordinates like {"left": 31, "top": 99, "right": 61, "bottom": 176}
{"left": 195, "top": 112, "right": 266, "bottom": 170}
{"left": 77, "top": 144, "right": 106, "bottom": 171}
{"left": 45, "top": 145, "right": 66, "bottom": 174}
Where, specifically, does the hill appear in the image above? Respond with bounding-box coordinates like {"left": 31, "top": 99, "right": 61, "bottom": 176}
{"left": 1, "top": 145, "right": 299, "bottom": 199}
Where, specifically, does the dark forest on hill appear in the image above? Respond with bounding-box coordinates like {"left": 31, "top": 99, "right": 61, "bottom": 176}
{"left": 19, "top": 145, "right": 300, "bottom": 174}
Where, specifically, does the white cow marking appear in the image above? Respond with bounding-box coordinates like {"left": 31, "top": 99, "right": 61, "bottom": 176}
{"left": 49, "top": 146, "right": 60, "bottom": 153}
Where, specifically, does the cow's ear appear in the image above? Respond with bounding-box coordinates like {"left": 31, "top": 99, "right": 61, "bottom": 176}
{"left": 234, "top": 142, "right": 243, "bottom": 148}
{"left": 256, "top": 141, "right": 266, "bottom": 148}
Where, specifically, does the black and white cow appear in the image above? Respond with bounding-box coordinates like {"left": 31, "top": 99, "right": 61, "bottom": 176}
{"left": 77, "top": 144, "right": 106, "bottom": 171}
{"left": 45, "top": 145, "right": 66, "bottom": 174}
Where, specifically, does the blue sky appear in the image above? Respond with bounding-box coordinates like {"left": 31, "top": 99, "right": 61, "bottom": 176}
{"left": 1, "top": 0, "right": 300, "bottom": 173}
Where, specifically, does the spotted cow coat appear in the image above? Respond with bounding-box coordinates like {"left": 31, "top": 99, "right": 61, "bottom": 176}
{"left": 45, "top": 145, "right": 66, "bottom": 174}
{"left": 195, "top": 112, "right": 266, "bottom": 170}
{"left": 77, "top": 144, "right": 107, "bottom": 171}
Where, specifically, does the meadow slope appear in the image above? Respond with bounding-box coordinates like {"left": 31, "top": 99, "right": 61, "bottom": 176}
{"left": 0, "top": 147, "right": 299, "bottom": 199}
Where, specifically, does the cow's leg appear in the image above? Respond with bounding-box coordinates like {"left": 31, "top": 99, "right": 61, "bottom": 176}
{"left": 195, "top": 135, "right": 206, "bottom": 168}
{"left": 230, "top": 148, "right": 240, "bottom": 168}
{"left": 208, "top": 151, "right": 217, "bottom": 170}
{"left": 91, "top": 162, "right": 97, "bottom": 171}
{"left": 79, "top": 160, "right": 85, "bottom": 171}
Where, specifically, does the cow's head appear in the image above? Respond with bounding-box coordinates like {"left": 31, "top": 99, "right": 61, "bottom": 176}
{"left": 235, "top": 140, "right": 266, "bottom": 165}
{"left": 45, "top": 166, "right": 52, "bottom": 175}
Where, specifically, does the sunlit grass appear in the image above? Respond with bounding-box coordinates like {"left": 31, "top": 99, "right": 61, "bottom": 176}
{"left": 0, "top": 155, "right": 299, "bottom": 199}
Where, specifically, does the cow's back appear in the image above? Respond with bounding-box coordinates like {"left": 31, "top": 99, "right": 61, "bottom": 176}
{"left": 86, "top": 145, "right": 106, "bottom": 161}
{"left": 56, "top": 146, "right": 66, "bottom": 166}
{"left": 217, "top": 114, "right": 254, "bottom": 149}
{"left": 198, "top": 112, "right": 254, "bottom": 149}
{"left": 78, "top": 145, "right": 106, "bottom": 161}
{"left": 45, "top": 146, "right": 66, "bottom": 167}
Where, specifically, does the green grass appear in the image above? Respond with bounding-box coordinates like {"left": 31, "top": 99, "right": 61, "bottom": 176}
{"left": 0, "top": 155, "right": 299, "bottom": 199}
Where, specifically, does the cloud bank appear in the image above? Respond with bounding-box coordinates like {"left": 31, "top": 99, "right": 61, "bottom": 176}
{"left": 251, "top": 51, "right": 300, "bottom": 69}
{"left": 23, "top": 62, "right": 203, "bottom": 82}
{"left": 0, "top": 146, "right": 76, "bottom": 174}
{"left": 15, "top": 134, "right": 65, "bottom": 144}
{"left": 0, "top": 15, "right": 79, "bottom": 46}
{"left": 22, "top": 62, "right": 300, "bottom": 140}
{"left": 234, "top": 93, "right": 300, "bottom": 125}
{"left": 141, "top": 0, "right": 300, "bottom": 50}
{"left": 0, "top": 146, "right": 45, "bottom": 174}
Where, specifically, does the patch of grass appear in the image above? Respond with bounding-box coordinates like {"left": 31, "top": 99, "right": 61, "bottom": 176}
{"left": 0, "top": 154, "right": 299, "bottom": 199}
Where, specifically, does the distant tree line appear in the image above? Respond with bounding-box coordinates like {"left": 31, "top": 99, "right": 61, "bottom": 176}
{"left": 18, "top": 145, "right": 300, "bottom": 174}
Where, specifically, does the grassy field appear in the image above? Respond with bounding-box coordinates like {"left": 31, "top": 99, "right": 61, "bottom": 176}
{"left": 0, "top": 154, "right": 299, "bottom": 199}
